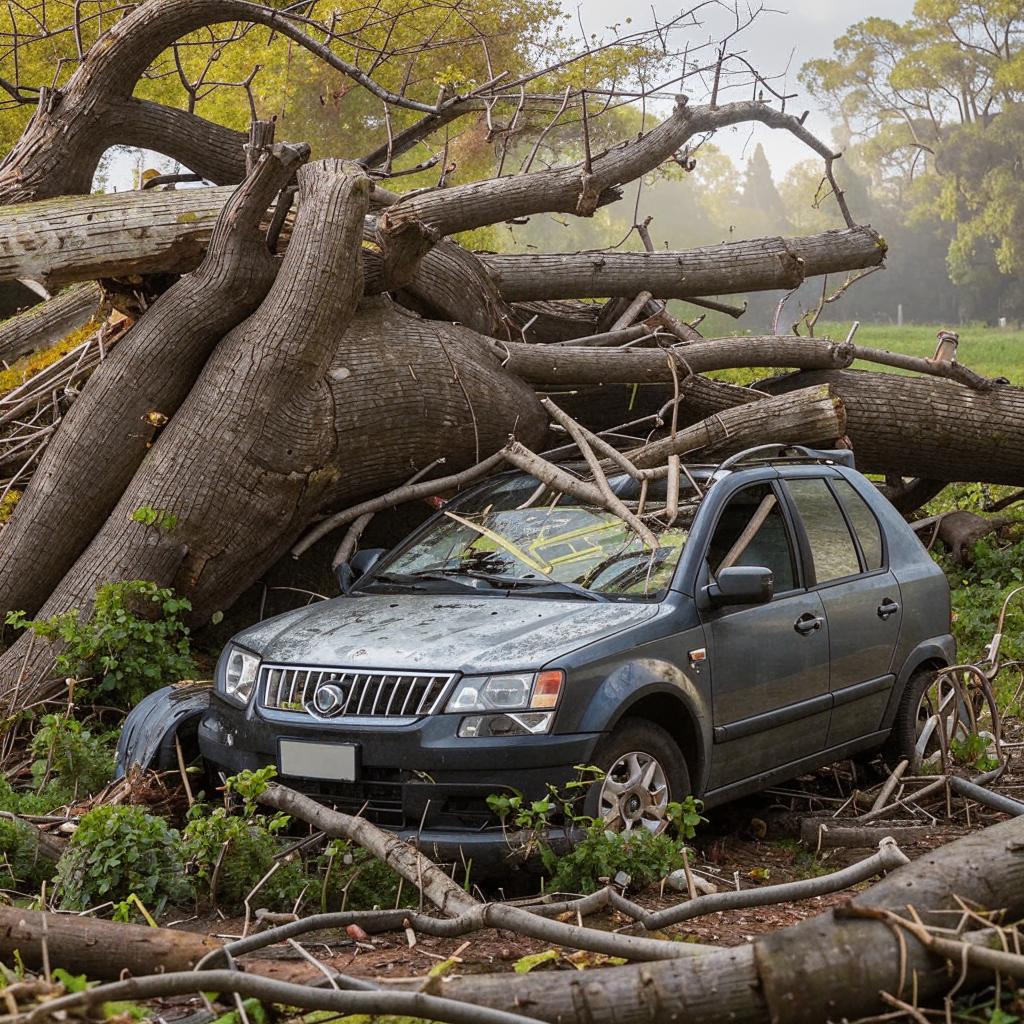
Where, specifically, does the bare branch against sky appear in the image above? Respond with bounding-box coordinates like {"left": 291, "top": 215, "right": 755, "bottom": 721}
{"left": 566, "top": 0, "right": 916, "bottom": 177}
{"left": 105, "top": 0, "right": 915, "bottom": 190}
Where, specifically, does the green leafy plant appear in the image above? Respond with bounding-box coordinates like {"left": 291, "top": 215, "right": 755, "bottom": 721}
{"left": 181, "top": 803, "right": 305, "bottom": 911}
{"left": 488, "top": 772, "right": 704, "bottom": 895}
{"left": 129, "top": 505, "right": 179, "bottom": 532}
{"left": 0, "top": 817, "right": 57, "bottom": 893}
{"left": 6, "top": 580, "right": 196, "bottom": 706}
{"left": 950, "top": 732, "right": 1001, "bottom": 774}
{"left": 54, "top": 805, "right": 191, "bottom": 913}
{"left": 542, "top": 823, "right": 686, "bottom": 895}
{"left": 315, "top": 837, "right": 418, "bottom": 913}
{"left": 224, "top": 765, "right": 278, "bottom": 814}
{"left": 29, "top": 714, "right": 115, "bottom": 798}
{"left": 0, "top": 775, "right": 73, "bottom": 817}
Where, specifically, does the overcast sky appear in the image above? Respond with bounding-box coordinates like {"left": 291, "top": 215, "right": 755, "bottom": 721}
{"left": 567, "top": 0, "right": 916, "bottom": 176}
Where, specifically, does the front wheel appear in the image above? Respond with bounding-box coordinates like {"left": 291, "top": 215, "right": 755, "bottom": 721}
{"left": 583, "top": 720, "right": 690, "bottom": 835}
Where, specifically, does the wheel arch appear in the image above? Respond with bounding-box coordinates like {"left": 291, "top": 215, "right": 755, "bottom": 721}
{"left": 605, "top": 690, "right": 707, "bottom": 797}
{"left": 880, "top": 637, "right": 956, "bottom": 731}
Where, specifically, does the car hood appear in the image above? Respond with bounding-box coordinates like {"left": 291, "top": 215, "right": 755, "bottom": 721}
{"left": 232, "top": 592, "right": 659, "bottom": 673}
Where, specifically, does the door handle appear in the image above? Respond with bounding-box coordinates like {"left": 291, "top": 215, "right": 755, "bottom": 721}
{"left": 877, "top": 598, "right": 900, "bottom": 620}
{"left": 794, "top": 612, "right": 823, "bottom": 635}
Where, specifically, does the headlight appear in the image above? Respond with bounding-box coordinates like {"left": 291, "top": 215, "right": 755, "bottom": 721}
{"left": 221, "top": 645, "right": 260, "bottom": 705}
{"left": 445, "top": 671, "right": 563, "bottom": 713}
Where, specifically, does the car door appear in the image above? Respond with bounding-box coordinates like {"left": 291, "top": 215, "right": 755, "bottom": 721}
{"left": 782, "top": 475, "right": 903, "bottom": 747}
{"left": 699, "top": 480, "right": 831, "bottom": 791}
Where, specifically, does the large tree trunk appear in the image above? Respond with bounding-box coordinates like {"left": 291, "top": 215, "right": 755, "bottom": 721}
{"left": 763, "top": 369, "right": 1024, "bottom": 485}
{"left": 0, "top": 141, "right": 306, "bottom": 623}
{"left": 0, "top": 159, "right": 372, "bottom": 698}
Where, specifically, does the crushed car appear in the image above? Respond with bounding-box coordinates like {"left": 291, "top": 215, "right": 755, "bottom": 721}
{"left": 117, "top": 444, "right": 954, "bottom": 863}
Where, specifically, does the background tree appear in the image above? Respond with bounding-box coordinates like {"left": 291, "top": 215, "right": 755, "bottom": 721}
{"left": 801, "top": 1, "right": 1024, "bottom": 321}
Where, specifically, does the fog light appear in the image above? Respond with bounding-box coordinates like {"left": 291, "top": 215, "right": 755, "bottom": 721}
{"left": 459, "top": 715, "right": 484, "bottom": 737}
{"left": 458, "top": 711, "right": 554, "bottom": 737}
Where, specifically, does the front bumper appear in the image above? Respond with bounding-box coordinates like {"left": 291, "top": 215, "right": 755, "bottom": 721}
{"left": 198, "top": 694, "right": 601, "bottom": 865}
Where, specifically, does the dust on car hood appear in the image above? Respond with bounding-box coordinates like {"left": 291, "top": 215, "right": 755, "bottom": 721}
{"left": 232, "top": 592, "right": 659, "bottom": 673}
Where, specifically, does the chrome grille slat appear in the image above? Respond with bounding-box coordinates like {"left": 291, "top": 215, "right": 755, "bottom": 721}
{"left": 260, "top": 664, "right": 456, "bottom": 722}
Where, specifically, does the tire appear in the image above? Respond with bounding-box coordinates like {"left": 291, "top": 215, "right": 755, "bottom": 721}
{"left": 583, "top": 719, "right": 690, "bottom": 834}
{"left": 882, "top": 666, "right": 940, "bottom": 769}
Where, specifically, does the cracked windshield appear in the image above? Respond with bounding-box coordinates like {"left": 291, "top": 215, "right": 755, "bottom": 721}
{"left": 378, "top": 474, "right": 696, "bottom": 598}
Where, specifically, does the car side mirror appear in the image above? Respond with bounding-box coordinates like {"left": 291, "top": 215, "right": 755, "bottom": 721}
{"left": 704, "top": 565, "right": 774, "bottom": 607}
{"left": 334, "top": 548, "right": 386, "bottom": 594}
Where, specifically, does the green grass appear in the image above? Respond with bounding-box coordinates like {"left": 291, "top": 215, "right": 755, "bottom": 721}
{"left": 814, "top": 321, "right": 1024, "bottom": 384}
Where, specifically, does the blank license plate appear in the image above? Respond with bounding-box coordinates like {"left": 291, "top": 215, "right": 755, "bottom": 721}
{"left": 279, "top": 740, "right": 358, "bottom": 781}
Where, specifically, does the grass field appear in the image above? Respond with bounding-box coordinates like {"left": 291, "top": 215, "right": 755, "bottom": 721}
{"left": 814, "top": 321, "right": 1024, "bottom": 383}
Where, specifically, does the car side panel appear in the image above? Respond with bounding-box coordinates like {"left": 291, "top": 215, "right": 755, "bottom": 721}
{"left": 556, "top": 613, "right": 712, "bottom": 792}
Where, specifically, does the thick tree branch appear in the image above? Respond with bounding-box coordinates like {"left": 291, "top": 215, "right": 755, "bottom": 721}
{"left": 498, "top": 336, "right": 856, "bottom": 386}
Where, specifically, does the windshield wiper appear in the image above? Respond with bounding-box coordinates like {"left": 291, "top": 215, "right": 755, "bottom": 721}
{"left": 443, "top": 569, "right": 609, "bottom": 603}
{"left": 374, "top": 568, "right": 608, "bottom": 602}
{"left": 368, "top": 571, "right": 478, "bottom": 592}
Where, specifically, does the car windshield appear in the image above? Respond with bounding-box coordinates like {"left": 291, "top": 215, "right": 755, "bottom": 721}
{"left": 368, "top": 472, "right": 698, "bottom": 599}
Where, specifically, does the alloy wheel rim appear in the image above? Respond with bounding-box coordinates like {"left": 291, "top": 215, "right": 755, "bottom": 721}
{"left": 597, "top": 750, "right": 670, "bottom": 834}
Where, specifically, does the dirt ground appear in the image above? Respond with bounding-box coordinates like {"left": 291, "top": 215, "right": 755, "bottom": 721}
{"left": 155, "top": 736, "right": 1022, "bottom": 1006}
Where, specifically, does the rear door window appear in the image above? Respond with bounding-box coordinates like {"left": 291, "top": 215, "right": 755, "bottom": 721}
{"left": 832, "top": 479, "right": 884, "bottom": 570}
{"left": 785, "top": 478, "right": 861, "bottom": 584}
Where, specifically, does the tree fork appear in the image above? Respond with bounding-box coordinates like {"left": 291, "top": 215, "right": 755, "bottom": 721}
{"left": 0, "top": 137, "right": 308, "bottom": 624}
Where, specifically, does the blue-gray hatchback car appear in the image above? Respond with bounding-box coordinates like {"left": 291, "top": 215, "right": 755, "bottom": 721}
{"left": 120, "top": 445, "right": 954, "bottom": 862}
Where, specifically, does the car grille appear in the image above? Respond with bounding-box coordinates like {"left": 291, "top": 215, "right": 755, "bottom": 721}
{"left": 259, "top": 664, "right": 455, "bottom": 720}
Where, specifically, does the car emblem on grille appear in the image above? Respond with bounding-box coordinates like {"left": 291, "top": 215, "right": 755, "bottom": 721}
{"left": 308, "top": 679, "right": 349, "bottom": 718}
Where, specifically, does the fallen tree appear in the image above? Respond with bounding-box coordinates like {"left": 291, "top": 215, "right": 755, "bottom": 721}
{"left": 0, "top": 0, "right": 1016, "bottom": 705}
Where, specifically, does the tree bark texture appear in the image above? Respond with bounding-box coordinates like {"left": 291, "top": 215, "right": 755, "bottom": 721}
{"left": 500, "top": 336, "right": 855, "bottom": 386}
{"left": 0, "top": 187, "right": 238, "bottom": 289}
{"left": 480, "top": 228, "right": 886, "bottom": 302}
{"left": 764, "top": 369, "right": 1024, "bottom": 486}
{"left": 0, "top": 294, "right": 547, "bottom": 696}
{"left": 0, "top": 159, "right": 374, "bottom": 694}
{"left": 0, "top": 143, "right": 307, "bottom": 622}
{"left": 0, "top": 283, "right": 100, "bottom": 362}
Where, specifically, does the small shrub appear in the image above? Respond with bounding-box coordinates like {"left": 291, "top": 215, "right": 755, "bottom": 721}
{"left": 182, "top": 803, "right": 306, "bottom": 911}
{"left": 6, "top": 579, "right": 196, "bottom": 706}
{"left": 0, "top": 490, "right": 20, "bottom": 524}
{"left": 542, "top": 824, "right": 685, "bottom": 895}
{"left": 316, "top": 838, "right": 417, "bottom": 912}
{"left": 30, "top": 714, "right": 115, "bottom": 798}
{"left": 0, "top": 817, "right": 57, "bottom": 893}
{"left": 54, "top": 805, "right": 191, "bottom": 912}
{"left": 489, "top": 775, "right": 705, "bottom": 895}
{"left": 0, "top": 775, "right": 74, "bottom": 816}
